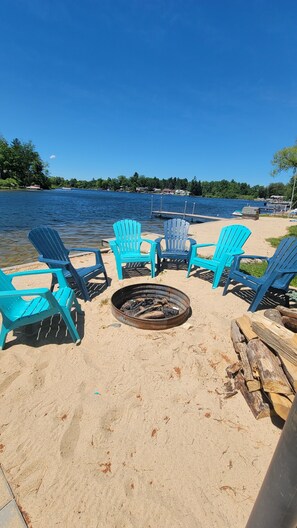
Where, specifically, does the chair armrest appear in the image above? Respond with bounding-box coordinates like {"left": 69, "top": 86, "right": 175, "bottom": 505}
{"left": 154, "top": 237, "right": 164, "bottom": 245}
{"left": 68, "top": 247, "right": 104, "bottom": 266}
{"left": 7, "top": 268, "right": 68, "bottom": 288}
{"left": 140, "top": 238, "right": 156, "bottom": 247}
{"left": 0, "top": 287, "right": 50, "bottom": 298}
{"left": 188, "top": 238, "right": 197, "bottom": 246}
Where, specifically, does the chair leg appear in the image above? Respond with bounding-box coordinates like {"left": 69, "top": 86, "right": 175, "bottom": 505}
{"left": 186, "top": 263, "right": 192, "bottom": 278}
{"left": 60, "top": 307, "right": 81, "bottom": 344}
{"left": 223, "top": 276, "right": 232, "bottom": 295}
{"left": 0, "top": 323, "right": 9, "bottom": 350}
{"left": 77, "top": 278, "right": 91, "bottom": 301}
{"left": 248, "top": 287, "right": 265, "bottom": 312}
{"left": 212, "top": 265, "right": 224, "bottom": 289}
{"left": 151, "top": 260, "right": 155, "bottom": 278}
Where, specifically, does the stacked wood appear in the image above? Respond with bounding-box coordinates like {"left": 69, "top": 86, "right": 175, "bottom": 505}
{"left": 227, "top": 309, "right": 297, "bottom": 421}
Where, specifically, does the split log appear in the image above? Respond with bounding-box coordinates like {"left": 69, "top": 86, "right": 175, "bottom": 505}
{"left": 277, "top": 305, "right": 297, "bottom": 320}
{"left": 278, "top": 356, "right": 297, "bottom": 392}
{"left": 230, "top": 319, "right": 245, "bottom": 345}
{"left": 226, "top": 362, "right": 242, "bottom": 377}
{"left": 281, "top": 316, "right": 297, "bottom": 333}
{"left": 236, "top": 315, "right": 258, "bottom": 341}
{"left": 267, "top": 393, "right": 293, "bottom": 421}
{"left": 234, "top": 372, "right": 270, "bottom": 419}
{"left": 251, "top": 314, "right": 297, "bottom": 366}
{"left": 264, "top": 309, "right": 284, "bottom": 326}
{"left": 246, "top": 339, "right": 293, "bottom": 395}
{"left": 236, "top": 342, "right": 261, "bottom": 391}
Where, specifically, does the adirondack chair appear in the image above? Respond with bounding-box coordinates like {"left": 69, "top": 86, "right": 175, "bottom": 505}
{"left": 28, "top": 226, "right": 108, "bottom": 301}
{"left": 109, "top": 219, "right": 156, "bottom": 280}
{"left": 155, "top": 218, "right": 196, "bottom": 271}
{"left": 223, "top": 236, "right": 297, "bottom": 312}
{"left": 0, "top": 267, "right": 82, "bottom": 349}
{"left": 187, "top": 224, "right": 251, "bottom": 288}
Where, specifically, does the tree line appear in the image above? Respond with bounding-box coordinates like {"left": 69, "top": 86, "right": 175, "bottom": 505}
{"left": 1, "top": 136, "right": 297, "bottom": 201}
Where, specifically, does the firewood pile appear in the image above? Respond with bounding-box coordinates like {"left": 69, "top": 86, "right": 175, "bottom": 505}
{"left": 226, "top": 306, "right": 297, "bottom": 421}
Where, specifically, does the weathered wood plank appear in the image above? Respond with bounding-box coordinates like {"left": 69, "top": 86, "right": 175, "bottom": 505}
{"left": 277, "top": 305, "right": 297, "bottom": 320}
{"left": 251, "top": 314, "right": 297, "bottom": 366}
{"left": 230, "top": 319, "right": 245, "bottom": 345}
{"left": 235, "top": 342, "right": 261, "bottom": 391}
{"left": 246, "top": 338, "right": 293, "bottom": 394}
{"left": 234, "top": 372, "right": 270, "bottom": 419}
{"left": 278, "top": 356, "right": 297, "bottom": 392}
{"left": 236, "top": 315, "right": 258, "bottom": 341}
{"left": 268, "top": 393, "right": 292, "bottom": 421}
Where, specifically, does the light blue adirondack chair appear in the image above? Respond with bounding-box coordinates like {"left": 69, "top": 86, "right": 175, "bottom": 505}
{"left": 187, "top": 224, "right": 251, "bottom": 288}
{"left": 28, "top": 226, "right": 108, "bottom": 301}
{"left": 223, "top": 236, "right": 297, "bottom": 312}
{"left": 109, "top": 219, "right": 156, "bottom": 280}
{"left": 0, "top": 268, "right": 82, "bottom": 349}
{"left": 155, "top": 218, "right": 196, "bottom": 271}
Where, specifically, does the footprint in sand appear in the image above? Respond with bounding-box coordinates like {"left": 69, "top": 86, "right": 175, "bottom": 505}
{"left": 60, "top": 406, "right": 83, "bottom": 458}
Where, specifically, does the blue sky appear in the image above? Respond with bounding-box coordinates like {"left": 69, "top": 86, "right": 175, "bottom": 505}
{"left": 1, "top": 0, "right": 297, "bottom": 185}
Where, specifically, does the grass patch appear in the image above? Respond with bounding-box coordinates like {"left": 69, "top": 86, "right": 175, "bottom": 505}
{"left": 239, "top": 224, "right": 297, "bottom": 287}
{"left": 266, "top": 225, "right": 297, "bottom": 248}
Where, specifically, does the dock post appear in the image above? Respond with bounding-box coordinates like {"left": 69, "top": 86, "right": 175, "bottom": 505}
{"left": 183, "top": 201, "right": 187, "bottom": 218}
{"left": 160, "top": 195, "right": 163, "bottom": 213}
{"left": 150, "top": 195, "right": 153, "bottom": 218}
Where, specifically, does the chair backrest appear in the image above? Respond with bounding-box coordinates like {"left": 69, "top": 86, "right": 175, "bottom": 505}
{"left": 28, "top": 226, "right": 70, "bottom": 262}
{"left": 113, "top": 219, "right": 142, "bottom": 253}
{"left": 0, "top": 269, "right": 26, "bottom": 316}
{"left": 266, "top": 237, "right": 297, "bottom": 287}
{"left": 163, "top": 218, "right": 190, "bottom": 251}
{"left": 214, "top": 224, "right": 251, "bottom": 265}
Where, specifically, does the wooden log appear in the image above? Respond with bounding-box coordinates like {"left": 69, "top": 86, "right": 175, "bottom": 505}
{"left": 246, "top": 338, "right": 293, "bottom": 394}
{"left": 230, "top": 319, "right": 245, "bottom": 345}
{"left": 278, "top": 356, "right": 297, "bottom": 392}
{"left": 251, "top": 313, "right": 297, "bottom": 366}
{"left": 235, "top": 342, "right": 261, "bottom": 391}
{"left": 264, "top": 309, "right": 284, "bottom": 326}
{"left": 234, "top": 372, "right": 270, "bottom": 419}
{"left": 281, "top": 316, "right": 297, "bottom": 333}
{"left": 226, "top": 362, "right": 242, "bottom": 377}
{"left": 277, "top": 305, "right": 297, "bottom": 320}
{"left": 236, "top": 315, "right": 258, "bottom": 341}
{"left": 268, "top": 393, "right": 292, "bottom": 421}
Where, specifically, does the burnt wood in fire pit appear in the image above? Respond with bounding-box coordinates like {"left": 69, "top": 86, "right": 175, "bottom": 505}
{"left": 111, "top": 283, "right": 191, "bottom": 330}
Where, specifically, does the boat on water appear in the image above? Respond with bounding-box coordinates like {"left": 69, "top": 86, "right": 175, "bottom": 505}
{"left": 26, "top": 185, "right": 42, "bottom": 191}
{"left": 232, "top": 210, "right": 243, "bottom": 217}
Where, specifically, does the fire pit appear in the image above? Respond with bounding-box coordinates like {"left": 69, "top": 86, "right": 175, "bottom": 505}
{"left": 111, "top": 283, "right": 191, "bottom": 330}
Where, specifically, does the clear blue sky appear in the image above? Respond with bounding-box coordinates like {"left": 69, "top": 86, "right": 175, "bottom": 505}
{"left": 1, "top": 0, "right": 297, "bottom": 185}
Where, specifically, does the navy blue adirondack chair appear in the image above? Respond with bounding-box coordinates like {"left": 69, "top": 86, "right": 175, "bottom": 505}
{"left": 155, "top": 218, "right": 196, "bottom": 271}
{"left": 187, "top": 224, "right": 251, "bottom": 288}
{"left": 223, "top": 236, "right": 297, "bottom": 312}
{"left": 0, "top": 267, "right": 82, "bottom": 349}
{"left": 109, "top": 219, "right": 156, "bottom": 280}
{"left": 28, "top": 226, "right": 108, "bottom": 301}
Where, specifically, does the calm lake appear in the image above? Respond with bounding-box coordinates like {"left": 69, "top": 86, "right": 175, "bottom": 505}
{"left": 0, "top": 189, "right": 263, "bottom": 267}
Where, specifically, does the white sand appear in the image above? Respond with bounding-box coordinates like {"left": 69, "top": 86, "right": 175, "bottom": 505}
{"left": 0, "top": 216, "right": 293, "bottom": 527}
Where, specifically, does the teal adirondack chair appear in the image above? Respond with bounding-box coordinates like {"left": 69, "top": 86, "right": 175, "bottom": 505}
{"left": 109, "top": 219, "right": 156, "bottom": 280}
{"left": 223, "top": 236, "right": 297, "bottom": 312}
{"left": 187, "top": 224, "right": 251, "bottom": 288}
{"left": 155, "top": 218, "right": 196, "bottom": 271}
{"left": 0, "top": 268, "right": 82, "bottom": 349}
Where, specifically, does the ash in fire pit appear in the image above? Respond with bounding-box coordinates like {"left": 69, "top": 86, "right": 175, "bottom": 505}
{"left": 121, "top": 296, "right": 180, "bottom": 320}
{"left": 111, "top": 283, "right": 190, "bottom": 330}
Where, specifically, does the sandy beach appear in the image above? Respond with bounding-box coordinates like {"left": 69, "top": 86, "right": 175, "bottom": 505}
{"left": 0, "top": 216, "right": 294, "bottom": 528}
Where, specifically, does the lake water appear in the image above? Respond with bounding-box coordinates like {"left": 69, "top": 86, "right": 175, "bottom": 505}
{"left": 0, "top": 189, "right": 264, "bottom": 267}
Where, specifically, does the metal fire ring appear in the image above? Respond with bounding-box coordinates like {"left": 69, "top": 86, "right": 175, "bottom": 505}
{"left": 111, "top": 283, "right": 191, "bottom": 330}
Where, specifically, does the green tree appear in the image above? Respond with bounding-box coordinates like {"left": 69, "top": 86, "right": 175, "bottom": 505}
{"left": 0, "top": 136, "right": 50, "bottom": 188}
{"left": 271, "top": 142, "right": 297, "bottom": 205}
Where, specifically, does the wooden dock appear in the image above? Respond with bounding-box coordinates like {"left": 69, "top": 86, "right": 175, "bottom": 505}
{"left": 151, "top": 210, "right": 225, "bottom": 223}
